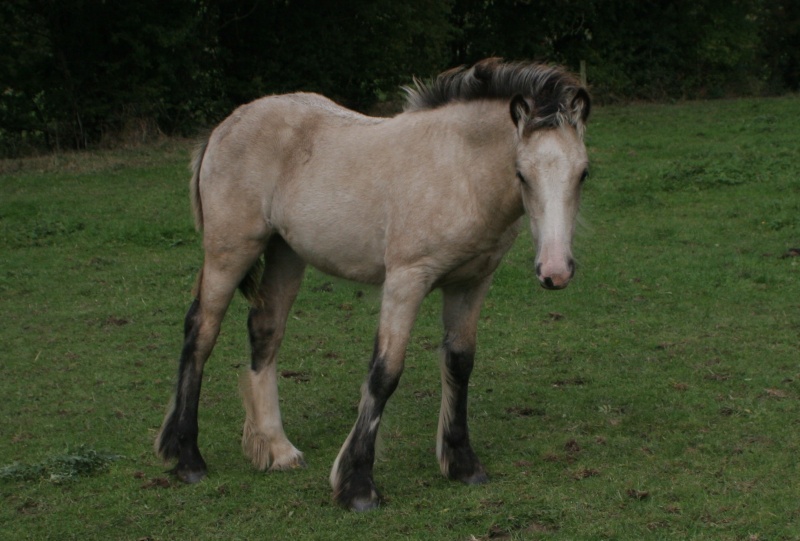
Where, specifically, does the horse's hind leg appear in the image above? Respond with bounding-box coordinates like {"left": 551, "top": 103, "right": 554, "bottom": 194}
{"left": 437, "top": 279, "right": 492, "bottom": 485}
{"left": 241, "top": 236, "right": 307, "bottom": 471}
{"left": 155, "top": 242, "right": 264, "bottom": 483}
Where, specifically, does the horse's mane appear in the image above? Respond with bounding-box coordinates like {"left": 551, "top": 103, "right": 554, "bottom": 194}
{"left": 403, "top": 58, "right": 590, "bottom": 135}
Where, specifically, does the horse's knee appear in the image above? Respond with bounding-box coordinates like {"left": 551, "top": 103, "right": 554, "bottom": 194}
{"left": 154, "top": 405, "right": 180, "bottom": 460}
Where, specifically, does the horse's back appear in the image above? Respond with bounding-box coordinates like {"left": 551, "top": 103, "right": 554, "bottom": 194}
{"left": 205, "top": 92, "right": 378, "bottom": 177}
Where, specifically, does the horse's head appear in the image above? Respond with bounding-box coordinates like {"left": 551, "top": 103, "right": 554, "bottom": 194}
{"left": 510, "top": 91, "right": 590, "bottom": 290}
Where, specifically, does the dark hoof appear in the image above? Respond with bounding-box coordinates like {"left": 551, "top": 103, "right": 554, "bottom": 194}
{"left": 443, "top": 446, "right": 488, "bottom": 485}
{"left": 170, "top": 463, "right": 208, "bottom": 484}
{"left": 448, "top": 465, "right": 488, "bottom": 485}
{"left": 335, "top": 477, "right": 382, "bottom": 512}
{"left": 348, "top": 494, "right": 381, "bottom": 512}
{"left": 460, "top": 470, "right": 489, "bottom": 485}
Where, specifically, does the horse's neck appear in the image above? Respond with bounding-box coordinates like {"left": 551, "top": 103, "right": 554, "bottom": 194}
{"left": 413, "top": 101, "right": 524, "bottom": 228}
{"left": 425, "top": 100, "right": 514, "bottom": 139}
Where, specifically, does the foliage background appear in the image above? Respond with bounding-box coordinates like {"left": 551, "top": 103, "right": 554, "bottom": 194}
{"left": 1, "top": 0, "right": 799, "bottom": 156}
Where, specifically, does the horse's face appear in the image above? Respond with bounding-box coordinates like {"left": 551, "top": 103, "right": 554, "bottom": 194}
{"left": 511, "top": 97, "right": 589, "bottom": 290}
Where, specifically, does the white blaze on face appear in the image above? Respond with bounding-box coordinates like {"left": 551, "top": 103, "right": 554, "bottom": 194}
{"left": 518, "top": 126, "right": 588, "bottom": 290}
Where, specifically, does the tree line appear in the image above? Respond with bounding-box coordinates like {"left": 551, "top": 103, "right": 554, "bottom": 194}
{"left": 1, "top": 0, "right": 798, "bottom": 157}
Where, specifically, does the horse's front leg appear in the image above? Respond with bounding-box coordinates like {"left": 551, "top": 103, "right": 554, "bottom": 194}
{"left": 437, "top": 279, "right": 492, "bottom": 484}
{"left": 330, "top": 270, "right": 429, "bottom": 511}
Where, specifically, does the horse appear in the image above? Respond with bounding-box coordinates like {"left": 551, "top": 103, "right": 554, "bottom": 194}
{"left": 155, "top": 57, "right": 590, "bottom": 511}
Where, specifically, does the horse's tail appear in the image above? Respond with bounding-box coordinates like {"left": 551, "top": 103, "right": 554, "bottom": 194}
{"left": 189, "top": 139, "right": 208, "bottom": 233}
{"left": 189, "top": 137, "right": 265, "bottom": 306}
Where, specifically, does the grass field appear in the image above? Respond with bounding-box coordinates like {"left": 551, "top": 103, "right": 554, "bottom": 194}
{"left": 1, "top": 96, "right": 799, "bottom": 540}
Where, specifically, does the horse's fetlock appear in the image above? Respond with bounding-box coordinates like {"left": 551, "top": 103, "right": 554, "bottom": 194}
{"left": 242, "top": 422, "right": 305, "bottom": 471}
{"left": 439, "top": 437, "right": 487, "bottom": 485}
{"left": 155, "top": 406, "right": 182, "bottom": 460}
{"left": 155, "top": 429, "right": 180, "bottom": 461}
{"left": 167, "top": 439, "right": 208, "bottom": 485}
{"left": 242, "top": 424, "right": 271, "bottom": 470}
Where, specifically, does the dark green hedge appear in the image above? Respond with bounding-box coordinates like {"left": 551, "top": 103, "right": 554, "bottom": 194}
{"left": 1, "top": 0, "right": 797, "bottom": 156}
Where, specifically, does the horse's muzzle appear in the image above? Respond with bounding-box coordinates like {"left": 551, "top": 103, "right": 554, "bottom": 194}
{"left": 536, "top": 260, "right": 575, "bottom": 290}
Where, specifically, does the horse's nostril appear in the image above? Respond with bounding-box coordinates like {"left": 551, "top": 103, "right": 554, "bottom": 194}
{"left": 535, "top": 263, "right": 542, "bottom": 276}
{"left": 568, "top": 259, "right": 575, "bottom": 277}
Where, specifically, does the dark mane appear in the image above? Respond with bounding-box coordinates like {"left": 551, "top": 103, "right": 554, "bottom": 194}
{"left": 403, "top": 58, "right": 590, "bottom": 134}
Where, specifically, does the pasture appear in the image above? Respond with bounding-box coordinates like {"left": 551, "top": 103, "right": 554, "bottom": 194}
{"left": 1, "top": 96, "right": 799, "bottom": 540}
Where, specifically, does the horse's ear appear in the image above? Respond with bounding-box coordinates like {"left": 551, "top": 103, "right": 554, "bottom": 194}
{"left": 571, "top": 88, "right": 591, "bottom": 122}
{"left": 510, "top": 94, "right": 532, "bottom": 127}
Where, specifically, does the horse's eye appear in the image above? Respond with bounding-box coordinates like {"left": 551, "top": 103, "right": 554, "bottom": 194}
{"left": 516, "top": 171, "right": 528, "bottom": 185}
{"left": 579, "top": 169, "right": 589, "bottom": 184}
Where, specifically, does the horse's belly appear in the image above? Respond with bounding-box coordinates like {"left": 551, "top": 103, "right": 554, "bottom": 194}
{"left": 299, "top": 241, "right": 386, "bottom": 285}
{"left": 277, "top": 219, "right": 387, "bottom": 285}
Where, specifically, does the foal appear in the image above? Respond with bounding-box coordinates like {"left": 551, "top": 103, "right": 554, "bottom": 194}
{"left": 155, "top": 58, "right": 590, "bottom": 511}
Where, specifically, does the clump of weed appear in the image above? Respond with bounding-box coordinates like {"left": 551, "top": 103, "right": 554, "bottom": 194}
{"left": 0, "top": 445, "right": 121, "bottom": 484}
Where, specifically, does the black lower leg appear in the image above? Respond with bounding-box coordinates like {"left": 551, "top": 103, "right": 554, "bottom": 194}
{"left": 334, "top": 413, "right": 384, "bottom": 511}
{"left": 158, "top": 299, "right": 208, "bottom": 483}
{"left": 441, "top": 344, "right": 487, "bottom": 484}
{"left": 335, "top": 340, "right": 400, "bottom": 510}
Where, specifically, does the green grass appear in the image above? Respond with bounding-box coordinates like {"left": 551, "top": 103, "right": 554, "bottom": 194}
{"left": 1, "top": 97, "right": 799, "bottom": 540}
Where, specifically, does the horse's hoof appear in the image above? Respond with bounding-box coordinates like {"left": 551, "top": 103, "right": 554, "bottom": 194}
{"left": 444, "top": 455, "right": 488, "bottom": 485}
{"left": 171, "top": 464, "right": 207, "bottom": 484}
{"left": 179, "top": 469, "right": 207, "bottom": 484}
{"left": 335, "top": 480, "right": 382, "bottom": 511}
{"left": 461, "top": 470, "right": 489, "bottom": 485}
{"left": 268, "top": 452, "right": 307, "bottom": 471}
{"left": 348, "top": 494, "right": 381, "bottom": 512}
